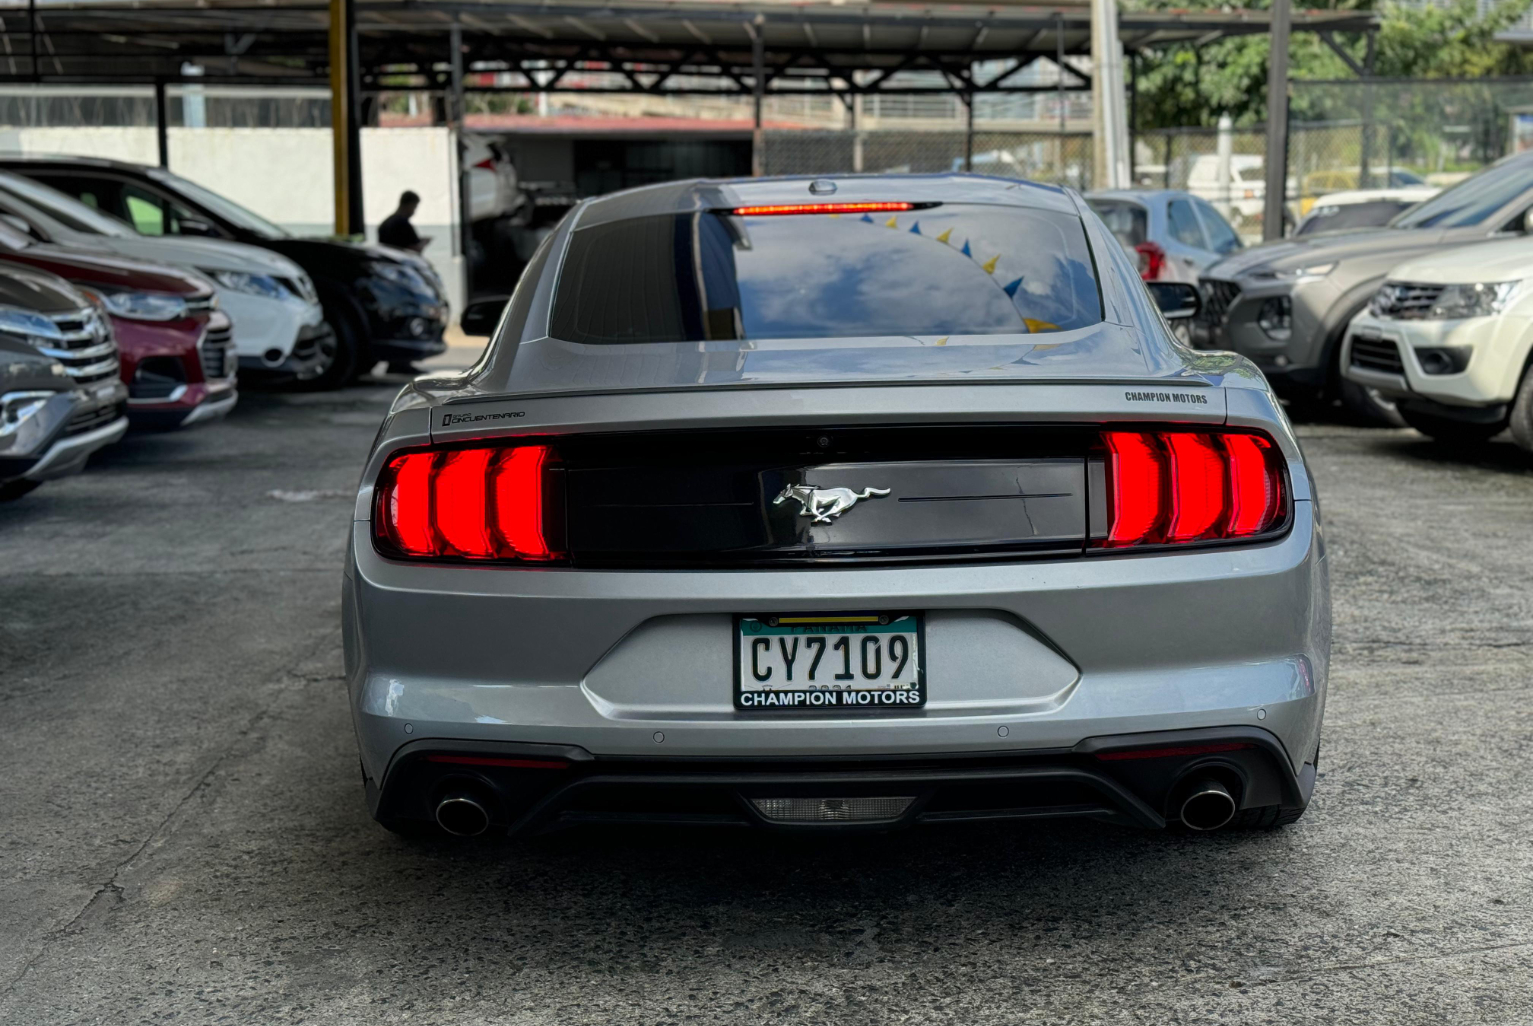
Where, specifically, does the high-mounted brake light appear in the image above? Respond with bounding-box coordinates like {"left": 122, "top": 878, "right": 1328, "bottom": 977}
{"left": 1100, "top": 430, "right": 1285, "bottom": 548}
{"left": 374, "top": 443, "right": 565, "bottom": 563}
{"left": 729, "top": 201, "right": 916, "bottom": 216}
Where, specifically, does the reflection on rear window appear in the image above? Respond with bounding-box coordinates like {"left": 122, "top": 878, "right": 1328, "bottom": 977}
{"left": 549, "top": 204, "right": 1102, "bottom": 344}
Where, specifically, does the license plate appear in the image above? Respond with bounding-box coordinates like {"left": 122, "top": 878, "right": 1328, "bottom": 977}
{"left": 735, "top": 613, "right": 925, "bottom": 711}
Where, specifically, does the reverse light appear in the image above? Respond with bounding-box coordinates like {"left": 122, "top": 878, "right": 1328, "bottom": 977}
{"left": 729, "top": 202, "right": 917, "bottom": 216}
{"left": 374, "top": 443, "right": 565, "bottom": 562}
{"left": 1099, "top": 430, "right": 1286, "bottom": 548}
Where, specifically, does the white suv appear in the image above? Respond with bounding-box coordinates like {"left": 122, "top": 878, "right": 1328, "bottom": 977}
{"left": 1341, "top": 238, "right": 1533, "bottom": 450}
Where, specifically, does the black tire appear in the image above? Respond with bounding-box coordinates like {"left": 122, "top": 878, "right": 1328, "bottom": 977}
{"left": 292, "top": 311, "right": 361, "bottom": 391}
{"left": 1230, "top": 804, "right": 1306, "bottom": 829}
{"left": 1337, "top": 377, "right": 1406, "bottom": 427}
{"left": 1399, "top": 405, "right": 1506, "bottom": 446}
{"left": 0, "top": 478, "right": 41, "bottom": 501}
{"left": 1509, "top": 360, "right": 1533, "bottom": 454}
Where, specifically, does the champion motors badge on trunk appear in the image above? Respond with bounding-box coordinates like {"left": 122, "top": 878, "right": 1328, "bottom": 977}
{"left": 773, "top": 483, "right": 891, "bottom": 523}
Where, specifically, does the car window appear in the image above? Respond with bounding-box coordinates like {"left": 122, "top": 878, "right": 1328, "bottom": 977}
{"left": 1085, "top": 199, "right": 1147, "bottom": 247}
{"left": 1167, "top": 199, "right": 1207, "bottom": 248}
{"left": 1392, "top": 155, "right": 1533, "bottom": 229}
{"left": 1297, "top": 200, "right": 1413, "bottom": 236}
{"left": 550, "top": 203, "right": 1103, "bottom": 344}
{"left": 121, "top": 184, "right": 204, "bottom": 237}
{"left": 1191, "top": 197, "right": 1241, "bottom": 253}
{"left": 0, "top": 174, "right": 133, "bottom": 236}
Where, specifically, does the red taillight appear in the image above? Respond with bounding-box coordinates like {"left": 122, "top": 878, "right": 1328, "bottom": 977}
{"left": 472, "top": 157, "right": 497, "bottom": 170}
{"left": 1105, "top": 431, "right": 1165, "bottom": 545}
{"left": 729, "top": 201, "right": 916, "bottom": 216}
{"left": 374, "top": 443, "right": 565, "bottom": 563}
{"left": 1100, "top": 430, "right": 1286, "bottom": 549}
{"left": 1135, "top": 241, "right": 1166, "bottom": 281}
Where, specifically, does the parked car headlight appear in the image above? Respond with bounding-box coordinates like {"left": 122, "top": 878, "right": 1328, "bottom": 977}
{"left": 204, "top": 269, "right": 285, "bottom": 300}
{"left": 0, "top": 305, "right": 64, "bottom": 348}
{"left": 1252, "top": 262, "right": 1336, "bottom": 283}
{"left": 79, "top": 287, "right": 189, "bottom": 322}
{"left": 1427, "top": 281, "right": 1521, "bottom": 320}
{"left": 368, "top": 259, "right": 430, "bottom": 294}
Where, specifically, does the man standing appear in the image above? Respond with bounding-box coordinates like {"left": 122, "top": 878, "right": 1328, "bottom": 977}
{"left": 378, "top": 190, "right": 431, "bottom": 254}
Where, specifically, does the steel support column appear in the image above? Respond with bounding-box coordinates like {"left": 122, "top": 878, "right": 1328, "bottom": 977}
{"left": 328, "top": 0, "right": 363, "bottom": 236}
{"left": 964, "top": 91, "right": 974, "bottom": 171}
{"left": 153, "top": 80, "right": 169, "bottom": 167}
{"left": 450, "top": 23, "right": 471, "bottom": 298}
{"left": 1262, "top": 0, "right": 1292, "bottom": 242}
{"left": 750, "top": 22, "right": 765, "bottom": 176}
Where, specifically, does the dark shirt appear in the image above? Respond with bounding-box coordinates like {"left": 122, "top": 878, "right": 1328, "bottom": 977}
{"left": 378, "top": 211, "right": 420, "bottom": 249}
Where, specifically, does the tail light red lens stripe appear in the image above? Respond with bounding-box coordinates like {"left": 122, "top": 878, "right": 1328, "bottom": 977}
{"left": 491, "top": 445, "right": 554, "bottom": 560}
{"left": 1101, "top": 429, "right": 1286, "bottom": 549}
{"left": 434, "top": 448, "right": 495, "bottom": 556}
{"left": 729, "top": 202, "right": 915, "bottom": 216}
{"left": 374, "top": 443, "right": 565, "bottom": 563}
{"left": 1224, "top": 433, "right": 1281, "bottom": 536}
{"left": 1165, "top": 432, "right": 1227, "bottom": 542}
{"left": 1105, "top": 431, "right": 1165, "bottom": 545}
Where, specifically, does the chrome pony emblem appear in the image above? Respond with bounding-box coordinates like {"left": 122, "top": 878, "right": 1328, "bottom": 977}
{"left": 773, "top": 483, "right": 891, "bottom": 523}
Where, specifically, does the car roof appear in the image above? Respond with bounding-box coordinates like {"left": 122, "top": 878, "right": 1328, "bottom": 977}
{"left": 571, "top": 173, "right": 1084, "bottom": 230}
{"left": 0, "top": 153, "right": 153, "bottom": 175}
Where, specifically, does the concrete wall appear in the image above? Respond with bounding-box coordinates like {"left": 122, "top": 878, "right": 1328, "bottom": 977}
{"left": 0, "top": 125, "right": 466, "bottom": 313}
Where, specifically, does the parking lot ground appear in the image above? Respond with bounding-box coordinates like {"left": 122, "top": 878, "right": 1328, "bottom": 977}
{"left": 2, "top": 381, "right": 1532, "bottom": 1026}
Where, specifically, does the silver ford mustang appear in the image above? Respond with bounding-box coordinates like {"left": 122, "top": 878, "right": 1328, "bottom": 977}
{"left": 343, "top": 174, "right": 1329, "bottom": 839}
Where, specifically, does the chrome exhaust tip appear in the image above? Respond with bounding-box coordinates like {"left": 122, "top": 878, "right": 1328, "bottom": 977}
{"left": 434, "top": 793, "right": 491, "bottom": 837}
{"left": 1178, "top": 778, "right": 1237, "bottom": 831}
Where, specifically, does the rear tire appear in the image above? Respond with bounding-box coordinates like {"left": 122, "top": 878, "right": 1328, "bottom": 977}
{"left": 0, "top": 479, "right": 41, "bottom": 501}
{"left": 1399, "top": 406, "right": 1506, "bottom": 446}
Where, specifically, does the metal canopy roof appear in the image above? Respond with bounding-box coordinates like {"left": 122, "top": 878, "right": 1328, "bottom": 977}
{"left": 0, "top": 0, "right": 1379, "bottom": 90}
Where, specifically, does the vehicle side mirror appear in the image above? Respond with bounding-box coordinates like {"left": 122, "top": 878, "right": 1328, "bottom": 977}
{"left": 460, "top": 297, "right": 509, "bottom": 336}
{"left": 177, "top": 218, "right": 220, "bottom": 238}
{"left": 1145, "top": 281, "right": 1201, "bottom": 321}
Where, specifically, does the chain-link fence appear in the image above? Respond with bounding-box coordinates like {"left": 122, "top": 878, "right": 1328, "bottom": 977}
{"left": 761, "top": 129, "right": 1094, "bottom": 189}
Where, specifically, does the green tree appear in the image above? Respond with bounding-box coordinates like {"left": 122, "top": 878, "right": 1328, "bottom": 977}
{"left": 1128, "top": 0, "right": 1533, "bottom": 130}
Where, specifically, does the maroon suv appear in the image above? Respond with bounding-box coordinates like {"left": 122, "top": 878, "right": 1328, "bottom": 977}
{"left": 0, "top": 218, "right": 234, "bottom": 428}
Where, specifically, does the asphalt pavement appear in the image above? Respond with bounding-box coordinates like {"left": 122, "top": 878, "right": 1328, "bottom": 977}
{"left": 2, "top": 369, "right": 1532, "bottom": 1025}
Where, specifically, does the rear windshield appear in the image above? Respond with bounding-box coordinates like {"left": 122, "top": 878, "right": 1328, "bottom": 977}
{"left": 1297, "top": 200, "right": 1412, "bottom": 236}
{"left": 1086, "top": 199, "right": 1147, "bottom": 247}
{"left": 549, "top": 203, "right": 1102, "bottom": 344}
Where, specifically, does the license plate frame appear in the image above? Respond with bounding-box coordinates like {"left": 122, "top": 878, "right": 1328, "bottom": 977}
{"left": 733, "top": 612, "right": 926, "bottom": 712}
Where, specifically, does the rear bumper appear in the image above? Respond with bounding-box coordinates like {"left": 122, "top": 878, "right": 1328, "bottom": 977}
{"left": 345, "top": 500, "right": 1329, "bottom": 803}
{"left": 369, "top": 726, "right": 1314, "bottom": 836}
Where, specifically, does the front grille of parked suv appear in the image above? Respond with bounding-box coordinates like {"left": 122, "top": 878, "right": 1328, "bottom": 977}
{"left": 1349, "top": 334, "right": 1405, "bottom": 375}
{"left": 1196, "top": 279, "right": 1241, "bottom": 326}
{"left": 37, "top": 306, "right": 118, "bottom": 386}
{"left": 200, "top": 321, "right": 236, "bottom": 380}
{"left": 1369, "top": 281, "right": 1446, "bottom": 320}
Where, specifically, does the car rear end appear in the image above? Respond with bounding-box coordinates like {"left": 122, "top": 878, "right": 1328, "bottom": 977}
{"left": 344, "top": 177, "right": 1328, "bottom": 839}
